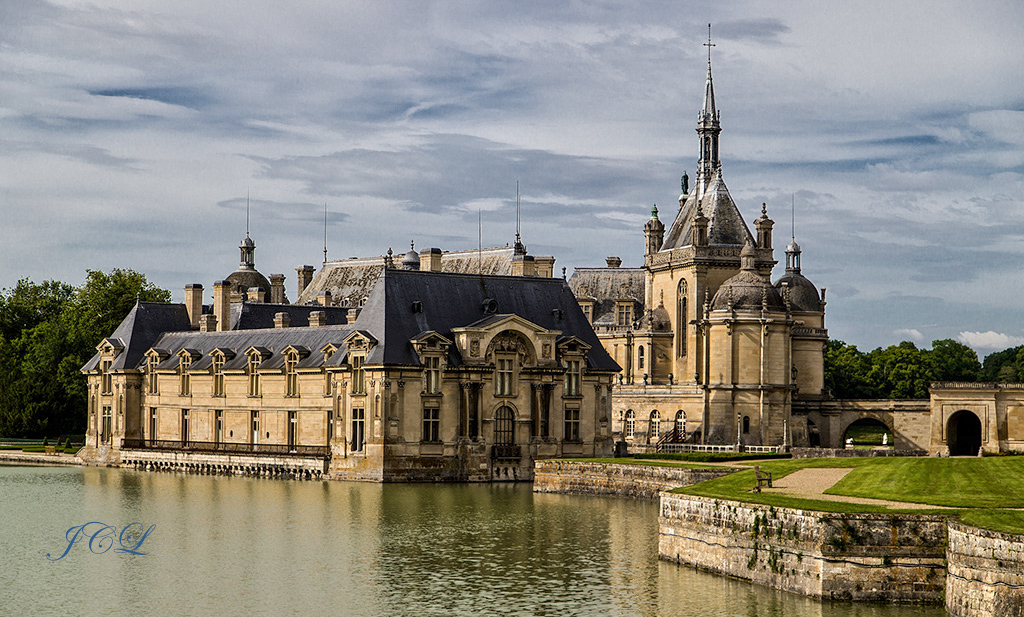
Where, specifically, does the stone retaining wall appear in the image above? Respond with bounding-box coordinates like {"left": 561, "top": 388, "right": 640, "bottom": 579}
{"left": 120, "top": 449, "right": 328, "bottom": 479}
{"left": 659, "top": 494, "right": 947, "bottom": 603}
{"left": 946, "top": 522, "right": 1024, "bottom": 617}
{"left": 533, "top": 460, "right": 736, "bottom": 499}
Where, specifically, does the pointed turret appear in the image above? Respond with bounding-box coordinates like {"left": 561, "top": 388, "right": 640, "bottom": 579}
{"left": 695, "top": 24, "right": 721, "bottom": 202}
{"left": 644, "top": 204, "right": 665, "bottom": 256}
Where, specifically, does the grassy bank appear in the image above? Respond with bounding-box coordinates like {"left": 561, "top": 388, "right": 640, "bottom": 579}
{"left": 672, "top": 456, "right": 1024, "bottom": 534}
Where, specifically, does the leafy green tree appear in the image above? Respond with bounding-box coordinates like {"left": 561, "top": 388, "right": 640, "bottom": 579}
{"left": 824, "top": 340, "right": 874, "bottom": 398}
{"left": 980, "top": 345, "right": 1023, "bottom": 382}
{"left": 929, "top": 339, "right": 981, "bottom": 383}
{"left": 0, "top": 269, "right": 169, "bottom": 437}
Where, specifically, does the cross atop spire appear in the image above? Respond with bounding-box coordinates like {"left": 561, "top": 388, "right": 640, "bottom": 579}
{"left": 704, "top": 23, "right": 715, "bottom": 64}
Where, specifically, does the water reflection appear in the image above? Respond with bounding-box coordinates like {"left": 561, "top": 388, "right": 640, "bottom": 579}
{"left": 0, "top": 466, "right": 944, "bottom": 617}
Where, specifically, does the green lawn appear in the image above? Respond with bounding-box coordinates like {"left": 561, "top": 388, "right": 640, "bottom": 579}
{"left": 672, "top": 456, "right": 1024, "bottom": 535}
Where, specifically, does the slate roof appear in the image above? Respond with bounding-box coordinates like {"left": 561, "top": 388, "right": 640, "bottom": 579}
{"left": 228, "top": 302, "right": 349, "bottom": 330}
{"left": 352, "top": 269, "right": 618, "bottom": 371}
{"left": 567, "top": 267, "right": 645, "bottom": 325}
{"left": 82, "top": 302, "right": 191, "bottom": 371}
{"left": 661, "top": 168, "right": 754, "bottom": 250}
{"left": 84, "top": 269, "right": 617, "bottom": 374}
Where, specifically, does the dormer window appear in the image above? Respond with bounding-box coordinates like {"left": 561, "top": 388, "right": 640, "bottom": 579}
{"left": 578, "top": 300, "right": 594, "bottom": 323}
{"left": 616, "top": 302, "right": 634, "bottom": 327}
{"left": 101, "top": 360, "right": 113, "bottom": 395}
{"left": 285, "top": 351, "right": 299, "bottom": 397}
{"left": 178, "top": 355, "right": 192, "bottom": 396}
{"left": 147, "top": 356, "right": 160, "bottom": 394}
{"left": 564, "top": 359, "right": 581, "bottom": 397}
{"left": 212, "top": 355, "right": 225, "bottom": 396}
{"left": 321, "top": 345, "right": 337, "bottom": 396}
{"left": 424, "top": 355, "right": 441, "bottom": 394}
{"left": 247, "top": 354, "right": 262, "bottom": 397}
{"left": 351, "top": 355, "right": 365, "bottom": 394}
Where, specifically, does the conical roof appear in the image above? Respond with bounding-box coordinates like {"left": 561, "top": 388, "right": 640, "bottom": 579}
{"left": 661, "top": 168, "right": 753, "bottom": 249}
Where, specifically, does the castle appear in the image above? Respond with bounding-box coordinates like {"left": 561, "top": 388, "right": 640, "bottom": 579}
{"left": 80, "top": 41, "right": 1024, "bottom": 479}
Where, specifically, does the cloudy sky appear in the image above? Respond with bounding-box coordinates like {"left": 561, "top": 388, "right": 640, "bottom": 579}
{"left": 2, "top": 1, "right": 1023, "bottom": 355}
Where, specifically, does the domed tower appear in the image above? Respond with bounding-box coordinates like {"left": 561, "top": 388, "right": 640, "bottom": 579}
{"left": 701, "top": 240, "right": 793, "bottom": 446}
{"left": 224, "top": 233, "right": 272, "bottom": 302}
{"left": 402, "top": 241, "right": 420, "bottom": 271}
{"left": 774, "top": 237, "right": 827, "bottom": 399}
{"left": 644, "top": 205, "right": 665, "bottom": 257}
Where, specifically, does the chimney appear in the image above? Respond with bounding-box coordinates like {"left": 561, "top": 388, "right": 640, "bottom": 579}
{"left": 309, "top": 311, "right": 327, "bottom": 327}
{"left": 318, "top": 290, "right": 333, "bottom": 307}
{"left": 347, "top": 307, "right": 360, "bottom": 322}
{"left": 534, "top": 256, "right": 555, "bottom": 278}
{"left": 296, "top": 265, "right": 315, "bottom": 299}
{"left": 213, "top": 280, "right": 231, "bottom": 332}
{"left": 605, "top": 256, "right": 622, "bottom": 268}
{"left": 274, "top": 312, "right": 290, "bottom": 329}
{"left": 511, "top": 254, "right": 535, "bottom": 277}
{"left": 419, "top": 247, "right": 443, "bottom": 271}
{"left": 269, "top": 274, "right": 286, "bottom": 304}
{"left": 247, "top": 287, "right": 265, "bottom": 303}
{"left": 199, "top": 314, "right": 217, "bottom": 332}
{"left": 184, "top": 283, "right": 203, "bottom": 329}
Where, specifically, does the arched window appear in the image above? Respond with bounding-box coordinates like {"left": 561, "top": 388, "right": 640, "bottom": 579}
{"left": 676, "top": 279, "right": 688, "bottom": 357}
{"left": 494, "top": 406, "right": 515, "bottom": 445}
{"left": 675, "top": 410, "right": 685, "bottom": 438}
{"left": 649, "top": 410, "right": 660, "bottom": 441}
{"left": 625, "top": 410, "right": 635, "bottom": 439}
{"left": 742, "top": 416, "right": 750, "bottom": 434}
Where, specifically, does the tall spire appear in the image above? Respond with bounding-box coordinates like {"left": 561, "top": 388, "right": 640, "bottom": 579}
{"left": 695, "top": 23, "right": 721, "bottom": 201}
{"left": 240, "top": 190, "right": 255, "bottom": 269}
{"left": 513, "top": 180, "right": 526, "bottom": 256}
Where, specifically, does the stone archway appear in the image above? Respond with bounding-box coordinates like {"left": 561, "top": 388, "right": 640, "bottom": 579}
{"left": 842, "top": 417, "right": 892, "bottom": 449}
{"left": 947, "top": 410, "right": 982, "bottom": 456}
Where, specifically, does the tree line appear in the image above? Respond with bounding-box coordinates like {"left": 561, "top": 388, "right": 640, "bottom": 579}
{"left": 0, "top": 269, "right": 169, "bottom": 438}
{"left": 824, "top": 338, "right": 1024, "bottom": 400}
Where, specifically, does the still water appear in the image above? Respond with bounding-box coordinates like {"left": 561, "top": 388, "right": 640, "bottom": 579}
{"left": 0, "top": 465, "right": 944, "bottom": 617}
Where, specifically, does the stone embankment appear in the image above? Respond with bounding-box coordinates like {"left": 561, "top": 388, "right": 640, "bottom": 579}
{"left": 790, "top": 447, "right": 927, "bottom": 458}
{"left": 946, "top": 521, "right": 1024, "bottom": 617}
{"left": 659, "top": 494, "right": 947, "bottom": 603}
{"left": 0, "top": 451, "right": 82, "bottom": 466}
{"left": 533, "top": 459, "right": 736, "bottom": 499}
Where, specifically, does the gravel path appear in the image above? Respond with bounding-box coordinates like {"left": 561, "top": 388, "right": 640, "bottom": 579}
{"left": 760, "top": 467, "right": 951, "bottom": 510}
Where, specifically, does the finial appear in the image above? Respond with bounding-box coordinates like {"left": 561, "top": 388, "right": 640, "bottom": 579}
{"left": 246, "top": 189, "right": 250, "bottom": 238}
{"left": 385, "top": 247, "right": 394, "bottom": 268}
{"left": 651, "top": 204, "right": 659, "bottom": 219}
{"left": 561, "top": 266, "right": 566, "bottom": 280}
{"left": 323, "top": 202, "right": 328, "bottom": 265}
{"left": 410, "top": 240, "right": 415, "bottom": 251}
{"left": 762, "top": 202, "right": 767, "bottom": 216}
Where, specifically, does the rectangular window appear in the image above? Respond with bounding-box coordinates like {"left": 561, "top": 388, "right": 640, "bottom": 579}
{"left": 324, "top": 370, "right": 333, "bottom": 397}
{"left": 286, "top": 355, "right": 298, "bottom": 396}
{"left": 564, "top": 359, "right": 581, "bottom": 397}
{"left": 352, "top": 356, "right": 365, "bottom": 394}
{"left": 564, "top": 407, "right": 580, "bottom": 442}
{"left": 424, "top": 356, "right": 440, "bottom": 394}
{"left": 215, "top": 410, "right": 223, "bottom": 445}
{"left": 251, "top": 411, "right": 259, "bottom": 445}
{"left": 616, "top": 304, "right": 633, "bottom": 327}
{"left": 101, "top": 361, "right": 112, "bottom": 394}
{"left": 496, "top": 357, "right": 514, "bottom": 396}
{"left": 149, "top": 407, "right": 157, "bottom": 443}
{"left": 288, "top": 411, "right": 297, "bottom": 452}
{"left": 422, "top": 407, "right": 440, "bottom": 443}
{"left": 212, "top": 356, "right": 225, "bottom": 396}
{"left": 101, "top": 406, "right": 112, "bottom": 444}
{"left": 181, "top": 409, "right": 189, "bottom": 445}
{"left": 581, "top": 303, "right": 592, "bottom": 323}
{"left": 351, "top": 407, "right": 365, "bottom": 452}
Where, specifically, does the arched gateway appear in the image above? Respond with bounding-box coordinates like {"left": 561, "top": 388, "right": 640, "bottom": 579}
{"left": 947, "top": 410, "right": 982, "bottom": 456}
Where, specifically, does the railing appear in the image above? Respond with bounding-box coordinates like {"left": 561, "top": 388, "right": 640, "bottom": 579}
{"left": 121, "top": 439, "right": 329, "bottom": 458}
{"left": 491, "top": 444, "right": 522, "bottom": 460}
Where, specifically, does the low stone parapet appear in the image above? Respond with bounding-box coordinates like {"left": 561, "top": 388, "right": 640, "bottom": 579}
{"left": 533, "top": 460, "right": 736, "bottom": 499}
{"left": 120, "top": 448, "right": 327, "bottom": 478}
{"left": 0, "top": 451, "right": 82, "bottom": 466}
{"left": 946, "top": 522, "right": 1024, "bottom": 617}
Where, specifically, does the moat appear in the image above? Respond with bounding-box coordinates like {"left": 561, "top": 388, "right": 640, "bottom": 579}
{"left": 1, "top": 465, "right": 944, "bottom": 616}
